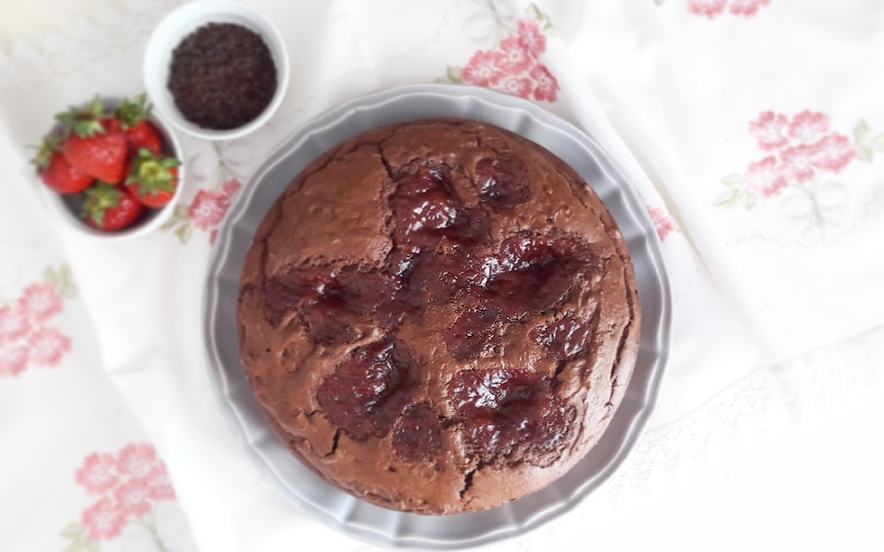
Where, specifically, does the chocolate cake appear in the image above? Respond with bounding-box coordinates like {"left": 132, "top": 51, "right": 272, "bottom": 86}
{"left": 236, "top": 118, "right": 640, "bottom": 515}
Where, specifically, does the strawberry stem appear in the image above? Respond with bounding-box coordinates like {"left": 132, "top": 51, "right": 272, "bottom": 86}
{"left": 82, "top": 182, "right": 122, "bottom": 228}
{"left": 116, "top": 94, "right": 154, "bottom": 130}
{"left": 29, "top": 135, "right": 63, "bottom": 170}
{"left": 55, "top": 95, "right": 108, "bottom": 138}
{"left": 126, "top": 148, "right": 181, "bottom": 198}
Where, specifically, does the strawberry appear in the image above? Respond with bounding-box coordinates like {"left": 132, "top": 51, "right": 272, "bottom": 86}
{"left": 116, "top": 94, "right": 163, "bottom": 155}
{"left": 56, "top": 97, "right": 128, "bottom": 184}
{"left": 82, "top": 182, "right": 144, "bottom": 231}
{"left": 125, "top": 148, "right": 182, "bottom": 208}
{"left": 30, "top": 135, "right": 93, "bottom": 194}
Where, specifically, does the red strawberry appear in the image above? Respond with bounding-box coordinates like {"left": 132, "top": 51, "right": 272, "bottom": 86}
{"left": 31, "top": 136, "right": 93, "bottom": 194}
{"left": 125, "top": 148, "right": 182, "bottom": 208}
{"left": 126, "top": 120, "right": 162, "bottom": 155}
{"left": 57, "top": 97, "right": 128, "bottom": 184}
{"left": 82, "top": 182, "right": 144, "bottom": 231}
{"left": 116, "top": 94, "right": 162, "bottom": 155}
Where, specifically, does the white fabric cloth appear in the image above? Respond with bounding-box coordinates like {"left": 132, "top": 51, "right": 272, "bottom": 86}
{"left": 0, "top": 0, "right": 882, "bottom": 551}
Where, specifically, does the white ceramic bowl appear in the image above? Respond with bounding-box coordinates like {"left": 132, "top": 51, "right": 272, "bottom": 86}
{"left": 143, "top": 0, "right": 290, "bottom": 141}
{"left": 36, "top": 105, "right": 185, "bottom": 241}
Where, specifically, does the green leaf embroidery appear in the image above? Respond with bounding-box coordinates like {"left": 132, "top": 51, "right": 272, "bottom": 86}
{"left": 44, "top": 266, "right": 59, "bottom": 286}
{"left": 61, "top": 522, "right": 99, "bottom": 552}
{"left": 175, "top": 222, "right": 193, "bottom": 245}
{"left": 61, "top": 523, "right": 84, "bottom": 539}
{"left": 45, "top": 263, "right": 78, "bottom": 299}
{"left": 721, "top": 173, "right": 748, "bottom": 188}
{"left": 446, "top": 66, "right": 463, "bottom": 84}
{"left": 527, "top": 3, "right": 543, "bottom": 21}
{"left": 742, "top": 192, "right": 757, "bottom": 209}
{"left": 161, "top": 204, "right": 189, "bottom": 231}
{"left": 714, "top": 189, "right": 741, "bottom": 208}
{"left": 526, "top": 3, "right": 555, "bottom": 33}
{"left": 853, "top": 119, "right": 884, "bottom": 162}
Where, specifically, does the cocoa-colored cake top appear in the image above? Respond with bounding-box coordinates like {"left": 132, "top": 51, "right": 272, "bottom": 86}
{"left": 237, "top": 118, "right": 640, "bottom": 515}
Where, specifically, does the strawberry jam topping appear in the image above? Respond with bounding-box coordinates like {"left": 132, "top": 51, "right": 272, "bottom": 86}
{"left": 315, "top": 339, "right": 418, "bottom": 441}
{"left": 389, "top": 165, "right": 490, "bottom": 249}
{"left": 482, "top": 235, "right": 593, "bottom": 318}
{"left": 264, "top": 266, "right": 396, "bottom": 344}
{"left": 530, "top": 314, "right": 594, "bottom": 361}
{"left": 448, "top": 369, "right": 575, "bottom": 464}
{"left": 475, "top": 155, "right": 531, "bottom": 212}
{"left": 264, "top": 158, "right": 594, "bottom": 453}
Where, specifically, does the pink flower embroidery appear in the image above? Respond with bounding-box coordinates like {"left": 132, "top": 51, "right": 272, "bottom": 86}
{"left": 0, "top": 305, "right": 31, "bottom": 345}
{"left": 0, "top": 343, "right": 29, "bottom": 377}
{"left": 450, "top": 18, "right": 557, "bottom": 104}
{"left": 749, "top": 112, "right": 790, "bottom": 151}
{"left": 531, "top": 64, "right": 559, "bottom": 103}
{"left": 145, "top": 464, "right": 176, "bottom": 501}
{"left": 82, "top": 497, "right": 127, "bottom": 541}
{"left": 779, "top": 144, "right": 817, "bottom": 183}
{"left": 73, "top": 444, "right": 179, "bottom": 544}
{"left": 497, "top": 75, "right": 534, "bottom": 99}
{"left": 746, "top": 156, "right": 788, "bottom": 197}
{"left": 648, "top": 207, "right": 677, "bottom": 242}
{"left": 729, "top": 0, "right": 770, "bottom": 16}
{"left": 188, "top": 180, "right": 242, "bottom": 235}
{"left": 789, "top": 111, "right": 830, "bottom": 143}
{"left": 499, "top": 36, "right": 533, "bottom": 74}
{"left": 688, "top": 0, "right": 728, "bottom": 19}
{"left": 517, "top": 20, "right": 547, "bottom": 58}
{"left": 76, "top": 453, "right": 119, "bottom": 495}
{"left": 811, "top": 133, "right": 856, "bottom": 173}
{"left": 18, "top": 282, "right": 64, "bottom": 324}
{"left": 115, "top": 477, "right": 152, "bottom": 518}
{"left": 116, "top": 443, "right": 158, "bottom": 479}
{"left": 27, "top": 327, "right": 71, "bottom": 367}
{"left": 462, "top": 50, "right": 507, "bottom": 87}
{"left": 189, "top": 190, "right": 232, "bottom": 232}
{"left": 221, "top": 179, "right": 241, "bottom": 197}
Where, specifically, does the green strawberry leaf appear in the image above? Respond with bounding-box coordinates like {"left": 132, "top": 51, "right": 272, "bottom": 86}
{"left": 115, "top": 93, "right": 154, "bottom": 129}
{"left": 55, "top": 96, "right": 108, "bottom": 138}
{"left": 127, "top": 148, "right": 181, "bottom": 197}
{"left": 29, "top": 135, "right": 63, "bottom": 170}
{"left": 82, "top": 182, "right": 122, "bottom": 228}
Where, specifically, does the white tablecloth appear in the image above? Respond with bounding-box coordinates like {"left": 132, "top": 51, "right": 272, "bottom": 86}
{"left": 1, "top": 1, "right": 882, "bottom": 550}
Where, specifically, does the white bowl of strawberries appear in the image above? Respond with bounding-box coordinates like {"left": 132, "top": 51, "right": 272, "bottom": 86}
{"left": 32, "top": 94, "right": 185, "bottom": 239}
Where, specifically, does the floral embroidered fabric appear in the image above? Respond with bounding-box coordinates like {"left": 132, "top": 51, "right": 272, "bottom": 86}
{"left": 0, "top": 0, "right": 881, "bottom": 550}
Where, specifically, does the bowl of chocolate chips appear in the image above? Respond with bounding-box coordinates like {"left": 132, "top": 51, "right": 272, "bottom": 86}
{"left": 143, "top": 0, "right": 290, "bottom": 141}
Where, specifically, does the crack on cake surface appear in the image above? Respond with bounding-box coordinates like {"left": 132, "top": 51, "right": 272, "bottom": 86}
{"left": 324, "top": 429, "right": 341, "bottom": 457}
{"left": 459, "top": 467, "right": 478, "bottom": 499}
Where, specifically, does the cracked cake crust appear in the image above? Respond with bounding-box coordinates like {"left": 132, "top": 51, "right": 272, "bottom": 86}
{"left": 237, "top": 118, "right": 640, "bottom": 515}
